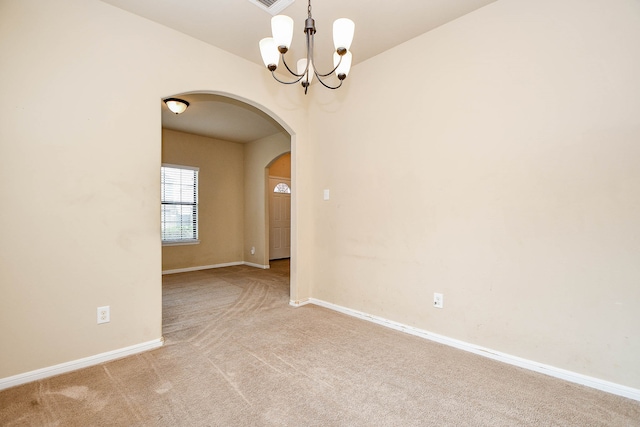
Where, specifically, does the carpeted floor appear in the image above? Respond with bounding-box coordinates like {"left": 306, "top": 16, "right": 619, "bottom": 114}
{"left": 1, "top": 259, "right": 639, "bottom": 426}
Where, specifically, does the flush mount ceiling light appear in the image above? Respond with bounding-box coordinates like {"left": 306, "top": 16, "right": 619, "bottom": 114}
{"left": 259, "top": 0, "right": 354, "bottom": 94}
{"left": 164, "top": 98, "right": 189, "bottom": 114}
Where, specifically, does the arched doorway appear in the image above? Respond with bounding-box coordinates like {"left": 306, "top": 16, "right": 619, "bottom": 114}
{"left": 160, "top": 91, "right": 297, "bottom": 302}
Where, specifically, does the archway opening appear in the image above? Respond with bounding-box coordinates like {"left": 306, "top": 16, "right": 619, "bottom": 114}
{"left": 159, "top": 91, "right": 297, "bottom": 303}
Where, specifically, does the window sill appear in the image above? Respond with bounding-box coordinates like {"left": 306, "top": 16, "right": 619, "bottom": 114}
{"left": 162, "top": 240, "right": 200, "bottom": 247}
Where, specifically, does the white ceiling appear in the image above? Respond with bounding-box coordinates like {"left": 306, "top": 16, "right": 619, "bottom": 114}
{"left": 162, "top": 93, "right": 285, "bottom": 143}
{"left": 102, "top": 0, "right": 498, "bottom": 142}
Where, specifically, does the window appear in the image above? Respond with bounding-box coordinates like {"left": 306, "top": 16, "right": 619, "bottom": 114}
{"left": 273, "top": 182, "right": 291, "bottom": 193}
{"left": 161, "top": 164, "right": 199, "bottom": 244}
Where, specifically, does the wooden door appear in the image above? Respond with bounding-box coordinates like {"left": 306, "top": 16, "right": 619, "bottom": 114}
{"left": 269, "top": 177, "right": 291, "bottom": 260}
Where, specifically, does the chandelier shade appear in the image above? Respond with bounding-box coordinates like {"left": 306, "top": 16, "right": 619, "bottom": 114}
{"left": 259, "top": 38, "right": 280, "bottom": 70}
{"left": 333, "top": 18, "right": 355, "bottom": 52}
{"left": 258, "top": 0, "right": 355, "bottom": 94}
{"left": 271, "top": 15, "right": 294, "bottom": 51}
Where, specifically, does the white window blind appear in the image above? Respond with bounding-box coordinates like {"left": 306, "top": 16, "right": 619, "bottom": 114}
{"left": 161, "top": 165, "right": 199, "bottom": 243}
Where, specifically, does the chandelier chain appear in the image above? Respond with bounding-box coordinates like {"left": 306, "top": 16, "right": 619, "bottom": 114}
{"left": 308, "top": 0, "right": 312, "bottom": 19}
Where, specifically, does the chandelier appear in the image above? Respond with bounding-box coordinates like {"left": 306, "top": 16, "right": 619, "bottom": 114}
{"left": 259, "top": 0, "right": 355, "bottom": 94}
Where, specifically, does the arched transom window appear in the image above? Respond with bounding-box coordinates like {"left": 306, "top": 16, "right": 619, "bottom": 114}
{"left": 274, "top": 182, "right": 291, "bottom": 193}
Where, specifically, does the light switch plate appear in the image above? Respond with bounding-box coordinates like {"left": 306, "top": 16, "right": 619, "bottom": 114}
{"left": 434, "top": 293, "right": 444, "bottom": 309}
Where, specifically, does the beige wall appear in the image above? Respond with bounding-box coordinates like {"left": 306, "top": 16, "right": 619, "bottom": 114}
{"left": 308, "top": 0, "right": 640, "bottom": 389}
{"left": 0, "top": 0, "right": 309, "bottom": 379}
{"left": 162, "top": 129, "right": 244, "bottom": 271}
{"left": 244, "top": 134, "right": 291, "bottom": 268}
{"left": 269, "top": 153, "right": 291, "bottom": 179}
{"left": 2, "top": 0, "right": 639, "bottom": 395}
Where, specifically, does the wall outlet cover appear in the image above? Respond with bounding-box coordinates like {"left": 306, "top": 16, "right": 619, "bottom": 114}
{"left": 97, "top": 306, "right": 110, "bottom": 324}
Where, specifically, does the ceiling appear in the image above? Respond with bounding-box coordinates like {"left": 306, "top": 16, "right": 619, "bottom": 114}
{"left": 162, "top": 93, "right": 285, "bottom": 143}
{"left": 103, "top": 0, "right": 498, "bottom": 142}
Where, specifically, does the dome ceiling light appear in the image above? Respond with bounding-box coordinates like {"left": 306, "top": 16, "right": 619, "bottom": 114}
{"left": 164, "top": 98, "right": 190, "bottom": 114}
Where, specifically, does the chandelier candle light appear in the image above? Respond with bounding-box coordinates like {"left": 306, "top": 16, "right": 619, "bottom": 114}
{"left": 259, "top": 0, "right": 355, "bottom": 94}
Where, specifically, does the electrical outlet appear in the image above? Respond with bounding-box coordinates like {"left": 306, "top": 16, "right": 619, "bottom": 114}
{"left": 433, "top": 293, "right": 444, "bottom": 309}
{"left": 97, "top": 306, "right": 110, "bottom": 324}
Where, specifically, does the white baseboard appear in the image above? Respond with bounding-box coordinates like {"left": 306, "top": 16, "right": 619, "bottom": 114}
{"left": 244, "top": 262, "right": 270, "bottom": 270}
{"left": 0, "top": 338, "right": 164, "bottom": 391}
{"left": 162, "top": 261, "right": 270, "bottom": 275}
{"left": 289, "top": 298, "right": 311, "bottom": 307}
{"left": 162, "top": 262, "right": 243, "bottom": 275}
{"left": 305, "top": 298, "right": 640, "bottom": 402}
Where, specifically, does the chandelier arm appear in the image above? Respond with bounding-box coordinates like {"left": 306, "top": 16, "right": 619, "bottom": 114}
{"left": 303, "top": 28, "right": 342, "bottom": 82}
{"left": 281, "top": 54, "right": 305, "bottom": 78}
{"left": 271, "top": 70, "right": 305, "bottom": 85}
{"left": 309, "top": 28, "right": 341, "bottom": 90}
{"left": 314, "top": 55, "right": 342, "bottom": 78}
{"left": 314, "top": 73, "right": 344, "bottom": 90}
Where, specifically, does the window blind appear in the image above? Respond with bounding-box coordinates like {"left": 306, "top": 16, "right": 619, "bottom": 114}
{"left": 161, "top": 165, "right": 199, "bottom": 242}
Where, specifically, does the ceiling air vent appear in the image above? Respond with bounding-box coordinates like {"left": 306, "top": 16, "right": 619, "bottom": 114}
{"left": 248, "top": 0, "right": 295, "bottom": 16}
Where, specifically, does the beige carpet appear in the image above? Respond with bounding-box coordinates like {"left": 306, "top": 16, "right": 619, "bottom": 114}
{"left": 1, "top": 259, "right": 639, "bottom": 426}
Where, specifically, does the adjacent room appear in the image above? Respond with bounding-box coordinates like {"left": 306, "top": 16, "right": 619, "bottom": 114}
{"left": 1, "top": 0, "right": 639, "bottom": 424}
